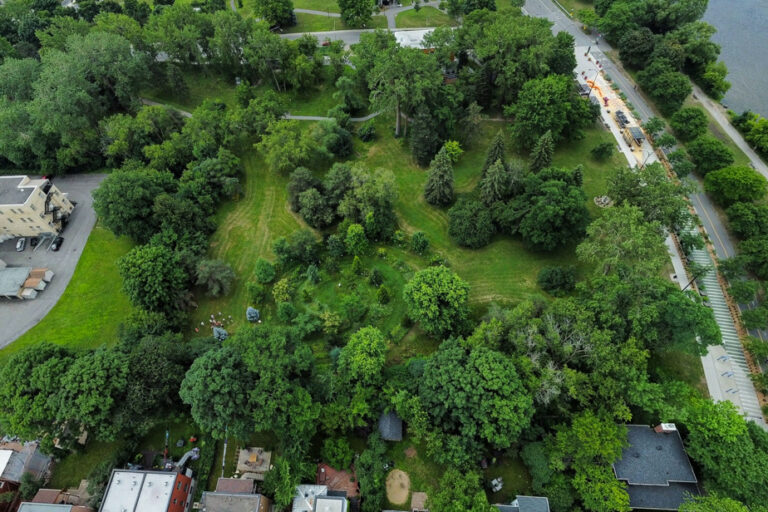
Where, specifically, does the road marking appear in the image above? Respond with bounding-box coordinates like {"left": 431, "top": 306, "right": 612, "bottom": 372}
{"left": 692, "top": 194, "right": 732, "bottom": 259}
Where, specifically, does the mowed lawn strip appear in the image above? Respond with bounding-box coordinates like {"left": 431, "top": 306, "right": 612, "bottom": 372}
{"left": 0, "top": 224, "right": 133, "bottom": 364}
{"left": 285, "top": 12, "right": 387, "bottom": 33}
{"left": 395, "top": 7, "right": 456, "bottom": 28}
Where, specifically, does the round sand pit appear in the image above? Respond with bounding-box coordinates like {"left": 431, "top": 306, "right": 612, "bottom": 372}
{"left": 385, "top": 469, "right": 411, "bottom": 505}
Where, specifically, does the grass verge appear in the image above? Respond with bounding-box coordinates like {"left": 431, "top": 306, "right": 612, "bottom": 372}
{"left": 285, "top": 13, "right": 387, "bottom": 33}
{"left": 395, "top": 7, "right": 456, "bottom": 28}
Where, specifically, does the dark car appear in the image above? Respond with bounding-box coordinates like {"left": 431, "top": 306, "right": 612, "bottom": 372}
{"left": 30, "top": 236, "right": 40, "bottom": 248}
{"left": 51, "top": 236, "right": 64, "bottom": 251}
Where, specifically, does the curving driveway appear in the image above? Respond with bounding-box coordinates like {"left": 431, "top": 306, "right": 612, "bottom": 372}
{"left": 0, "top": 174, "right": 105, "bottom": 349}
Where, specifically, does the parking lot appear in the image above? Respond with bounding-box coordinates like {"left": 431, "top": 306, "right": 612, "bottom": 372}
{"left": 0, "top": 174, "right": 105, "bottom": 349}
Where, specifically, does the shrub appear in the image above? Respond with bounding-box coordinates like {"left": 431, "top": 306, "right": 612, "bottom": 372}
{"left": 273, "top": 277, "right": 293, "bottom": 303}
{"left": 590, "top": 142, "right": 614, "bottom": 161}
{"left": 254, "top": 258, "right": 277, "bottom": 284}
{"left": 358, "top": 120, "right": 376, "bottom": 142}
{"left": 377, "top": 285, "right": 391, "bottom": 304}
{"left": 321, "top": 438, "right": 355, "bottom": 470}
{"left": 443, "top": 140, "right": 464, "bottom": 162}
{"left": 411, "top": 231, "right": 429, "bottom": 255}
{"left": 247, "top": 282, "right": 267, "bottom": 304}
{"left": 537, "top": 266, "right": 576, "bottom": 295}
{"left": 369, "top": 268, "right": 384, "bottom": 287}
{"left": 277, "top": 302, "right": 296, "bottom": 323}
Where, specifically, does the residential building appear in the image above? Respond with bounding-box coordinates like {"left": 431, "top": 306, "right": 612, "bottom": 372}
{"left": 612, "top": 424, "right": 700, "bottom": 510}
{"left": 199, "top": 480, "right": 271, "bottom": 512}
{"left": 0, "top": 176, "right": 74, "bottom": 241}
{"left": 19, "top": 504, "right": 93, "bottom": 512}
{"left": 494, "top": 495, "right": 551, "bottom": 512}
{"left": 98, "top": 469, "right": 194, "bottom": 512}
{"left": 293, "top": 484, "right": 347, "bottom": 512}
{"left": 0, "top": 441, "right": 53, "bottom": 512}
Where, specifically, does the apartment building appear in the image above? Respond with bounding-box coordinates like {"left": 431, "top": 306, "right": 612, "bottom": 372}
{"left": 0, "top": 176, "right": 74, "bottom": 240}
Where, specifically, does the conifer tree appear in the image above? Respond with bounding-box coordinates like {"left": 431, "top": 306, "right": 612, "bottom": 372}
{"left": 479, "top": 159, "right": 510, "bottom": 206}
{"left": 424, "top": 147, "right": 455, "bottom": 206}
{"left": 482, "top": 129, "right": 506, "bottom": 176}
{"left": 530, "top": 130, "right": 554, "bottom": 173}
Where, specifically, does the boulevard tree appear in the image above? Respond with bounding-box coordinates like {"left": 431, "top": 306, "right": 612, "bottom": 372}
{"left": 704, "top": 165, "right": 768, "bottom": 205}
{"left": 670, "top": 106, "right": 708, "bottom": 141}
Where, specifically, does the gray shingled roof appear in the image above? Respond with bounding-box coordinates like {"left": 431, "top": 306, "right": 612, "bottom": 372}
{"left": 626, "top": 482, "right": 699, "bottom": 511}
{"left": 378, "top": 412, "right": 402, "bottom": 441}
{"left": 614, "top": 426, "right": 697, "bottom": 486}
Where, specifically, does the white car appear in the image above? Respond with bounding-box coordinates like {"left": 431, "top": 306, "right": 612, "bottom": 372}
{"left": 16, "top": 237, "right": 26, "bottom": 252}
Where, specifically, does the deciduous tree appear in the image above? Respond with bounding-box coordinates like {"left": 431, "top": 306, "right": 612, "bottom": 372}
{"left": 403, "top": 266, "right": 469, "bottom": 337}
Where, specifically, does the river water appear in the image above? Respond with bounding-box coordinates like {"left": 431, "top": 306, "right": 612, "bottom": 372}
{"left": 703, "top": 0, "right": 768, "bottom": 116}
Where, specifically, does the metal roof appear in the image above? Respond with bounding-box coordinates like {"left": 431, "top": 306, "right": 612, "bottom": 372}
{"left": 18, "top": 505, "right": 74, "bottom": 512}
{"left": 0, "top": 267, "right": 32, "bottom": 297}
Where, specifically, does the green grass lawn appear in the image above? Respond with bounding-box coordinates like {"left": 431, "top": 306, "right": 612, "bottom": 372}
{"left": 49, "top": 439, "right": 124, "bottom": 489}
{"left": 142, "top": 68, "right": 238, "bottom": 113}
{"left": 285, "top": 12, "right": 387, "bottom": 33}
{"left": 395, "top": 7, "right": 456, "bottom": 28}
{"left": 0, "top": 225, "right": 133, "bottom": 364}
{"left": 293, "top": 0, "right": 340, "bottom": 12}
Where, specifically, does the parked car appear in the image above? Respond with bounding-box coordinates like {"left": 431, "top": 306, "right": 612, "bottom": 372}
{"left": 30, "top": 236, "right": 39, "bottom": 247}
{"left": 51, "top": 236, "right": 64, "bottom": 251}
{"left": 16, "top": 238, "right": 26, "bottom": 251}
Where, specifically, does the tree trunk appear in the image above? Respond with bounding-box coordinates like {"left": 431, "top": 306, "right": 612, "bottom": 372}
{"left": 395, "top": 99, "right": 401, "bottom": 137}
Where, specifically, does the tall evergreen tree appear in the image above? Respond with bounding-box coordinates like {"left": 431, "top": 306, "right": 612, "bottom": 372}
{"left": 410, "top": 106, "right": 442, "bottom": 167}
{"left": 530, "top": 130, "right": 554, "bottom": 173}
{"left": 479, "top": 159, "right": 510, "bottom": 206}
{"left": 482, "top": 129, "right": 506, "bottom": 176}
{"left": 424, "top": 147, "right": 455, "bottom": 206}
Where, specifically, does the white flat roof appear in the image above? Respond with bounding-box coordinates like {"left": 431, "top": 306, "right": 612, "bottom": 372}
{"left": 100, "top": 470, "right": 175, "bottom": 512}
{"left": 315, "top": 496, "right": 345, "bottom": 512}
{"left": 0, "top": 450, "right": 12, "bottom": 477}
{"left": 394, "top": 29, "right": 434, "bottom": 49}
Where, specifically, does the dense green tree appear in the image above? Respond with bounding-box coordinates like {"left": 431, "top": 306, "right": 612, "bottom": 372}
{"left": 609, "top": 163, "right": 689, "bottom": 228}
{"left": 195, "top": 259, "right": 236, "bottom": 297}
{"left": 298, "top": 188, "right": 334, "bottom": 228}
{"left": 741, "top": 236, "right": 768, "bottom": 280}
{"left": 577, "top": 204, "right": 666, "bottom": 276}
{"left": 448, "top": 198, "right": 495, "bottom": 248}
{"left": 679, "top": 495, "right": 754, "bottom": 512}
{"left": 0, "top": 344, "right": 76, "bottom": 449}
{"left": 404, "top": 266, "right": 469, "bottom": 338}
{"left": 704, "top": 165, "right": 768, "bottom": 205}
{"left": 180, "top": 345, "right": 255, "bottom": 439}
{"left": 144, "top": 4, "right": 211, "bottom": 65}
{"left": 507, "top": 74, "right": 596, "bottom": 148}
{"left": 338, "top": 0, "right": 374, "bottom": 27}
{"left": 698, "top": 61, "right": 731, "bottom": 100}
{"left": 684, "top": 399, "right": 768, "bottom": 507}
{"left": 670, "top": 106, "right": 708, "bottom": 141}
{"left": 529, "top": 130, "right": 554, "bottom": 173}
{"left": 254, "top": 0, "right": 295, "bottom": 26}
{"left": 273, "top": 229, "right": 321, "bottom": 268}
{"left": 637, "top": 58, "right": 692, "bottom": 115}
{"left": 726, "top": 202, "right": 768, "bottom": 240}
{"left": 345, "top": 223, "right": 368, "bottom": 256}
{"left": 481, "top": 130, "right": 506, "bottom": 176}
{"left": 643, "top": 116, "right": 666, "bottom": 139}
{"left": 207, "top": 11, "right": 255, "bottom": 76}
{"left": 417, "top": 340, "right": 534, "bottom": 466}
{"left": 287, "top": 167, "right": 320, "bottom": 212}
{"left": 58, "top": 348, "right": 130, "bottom": 441}
{"left": 538, "top": 265, "right": 576, "bottom": 295}
{"left": 424, "top": 146, "right": 455, "bottom": 206}
{"left": 591, "top": 141, "right": 614, "bottom": 161}
{"left": 118, "top": 244, "right": 188, "bottom": 314}
{"left": 257, "top": 120, "right": 314, "bottom": 174}
{"left": 479, "top": 159, "right": 511, "bottom": 206}
{"left": 618, "top": 27, "right": 656, "bottom": 69}
{"left": 410, "top": 105, "right": 442, "bottom": 167}
{"left": 337, "top": 166, "right": 398, "bottom": 241}
{"left": 428, "top": 469, "right": 495, "bottom": 512}
{"left": 687, "top": 134, "right": 735, "bottom": 174}
{"left": 100, "top": 106, "right": 182, "bottom": 166}
{"left": 93, "top": 168, "right": 177, "bottom": 243}
{"left": 357, "top": 433, "right": 388, "bottom": 512}
{"left": 35, "top": 17, "right": 91, "bottom": 54}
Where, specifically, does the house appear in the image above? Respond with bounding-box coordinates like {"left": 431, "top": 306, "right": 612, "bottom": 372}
{"left": 378, "top": 412, "right": 403, "bottom": 442}
{"left": 494, "top": 495, "right": 550, "bottom": 512}
{"left": 612, "top": 424, "right": 699, "bottom": 510}
{"left": 0, "top": 176, "right": 74, "bottom": 241}
{"left": 0, "top": 441, "right": 53, "bottom": 512}
{"left": 293, "top": 484, "right": 347, "bottom": 512}
{"left": 19, "top": 504, "right": 93, "bottom": 512}
{"left": 98, "top": 469, "right": 194, "bottom": 512}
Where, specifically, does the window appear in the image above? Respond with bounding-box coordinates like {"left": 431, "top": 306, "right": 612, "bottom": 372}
{"left": 177, "top": 482, "right": 182, "bottom": 490}
{"left": 29, "top": 204, "right": 36, "bottom": 211}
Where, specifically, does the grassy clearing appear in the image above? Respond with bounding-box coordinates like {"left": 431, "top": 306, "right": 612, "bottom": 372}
{"left": 50, "top": 439, "right": 124, "bottom": 489}
{"left": 556, "top": 0, "right": 593, "bottom": 15}
{"left": 395, "top": 7, "right": 456, "bottom": 28}
{"left": 650, "top": 349, "right": 709, "bottom": 397}
{"left": 285, "top": 13, "right": 387, "bottom": 33}
{"left": 0, "top": 225, "right": 133, "bottom": 364}
{"left": 142, "top": 69, "right": 238, "bottom": 112}
{"left": 293, "top": 0, "right": 340, "bottom": 12}
{"left": 484, "top": 451, "right": 533, "bottom": 504}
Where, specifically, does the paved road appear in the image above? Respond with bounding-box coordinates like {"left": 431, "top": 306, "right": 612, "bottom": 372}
{"left": 0, "top": 174, "right": 105, "bottom": 349}
{"left": 692, "top": 83, "right": 768, "bottom": 176}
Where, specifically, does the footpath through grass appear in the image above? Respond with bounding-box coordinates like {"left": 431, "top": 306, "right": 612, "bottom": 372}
{"left": 395, "top": 7, "right": 456, "bottom": 28}
{"left": 0, "top": 224, "right": 133, "bottom": 364}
